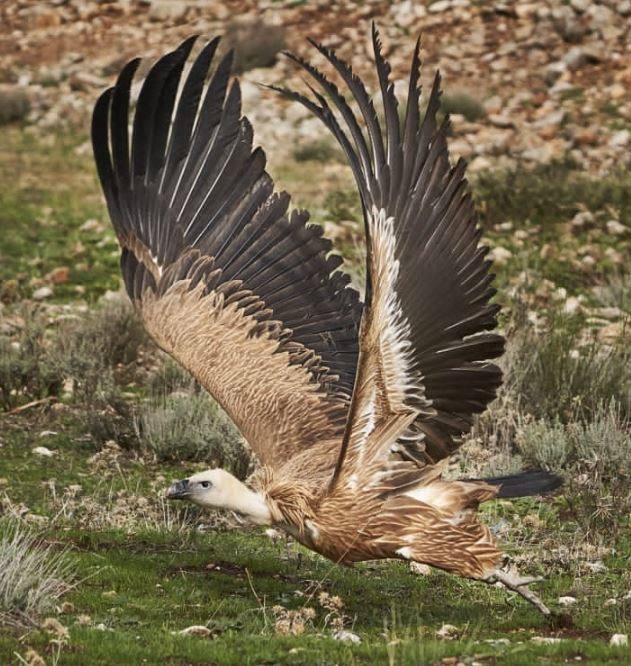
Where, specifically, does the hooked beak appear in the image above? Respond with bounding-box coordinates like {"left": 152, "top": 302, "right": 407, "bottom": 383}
{"left": 166, "top": 479, "right": 190, "bottom": 500}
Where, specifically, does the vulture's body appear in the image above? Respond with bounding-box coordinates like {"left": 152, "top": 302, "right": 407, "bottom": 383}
{"left": 92, "top": 29, "right": 560, "bottom": 615}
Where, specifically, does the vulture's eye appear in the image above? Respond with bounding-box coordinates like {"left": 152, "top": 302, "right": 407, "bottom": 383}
{"left": 201, "top": 481, "right": 211, "bottom": 489}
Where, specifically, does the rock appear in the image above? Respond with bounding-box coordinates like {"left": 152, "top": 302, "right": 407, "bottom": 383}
{"left": 489, "top": 246, "right": 512, "bottom": 266}
{"left": 80, "top": 218, "right": 104, "bottom": 232}
{"left": 391, "top": 0, "right": 427, "bottom": 28}
{"left": 563, "top": 47, "right": 587, "bottom": 71}
{"left": 606, "top": 220, "right": 627, "bottom": 236}
{"left": 584, "top": 560, "right": 607, "bottom": 573}
{"left": 148, "top": 1, "right": 190, "bottom": 22}
{"left": 551, "top": 6, "right": 588, "bottom": 42}
{"left": 332, "top": 630, "right": 361, "bottom": 643}
{"left": 609, "top": 130, "right": 630, "bottom": 148}
{"left": 570, "top": 0, "right": 590, "bottom": 13}
{"left": 544, "top": 62, "right": 568, "bottom": 85}
{"left": 558, "top": 596, "right": 578, "bottom": 606}
{"left": 32, "top": 446, "right": 55, "bottom": 457}
{"left": 564, "top": 297, "right": 582, "bottom": 314}
{"left": 618, "top": 1, "right": 631, "bottom": 17}
{"left": 587, "top": 5, "right": 616, "bottom": 33}
{"left": 409, "top": 562, "right": 431, "bottom": 575}
{"left": 570, "top": 210, "right": 594, "bottom": 229}
{"left": 436, "top": 624, "right": 460, "bottom": 640}
{"left": 610, "top": 634, "right": 628, "bottom": 647}
{"left": 45, "top": 266, "right": 70, "bottom": 284}
{"left": 32, "top": 286, "right": 53, "bottom": 300}
{"left": 488, "top": 114, "right": 514, "bottom": 129}
{"left": 174, "top": 625, "right": 212, "bottom": 637}
{"left": 604, "top": 598, "right": 617, "bottom": 607}
{"left": 428, "top": 0, "right": 452, "bottom": 13}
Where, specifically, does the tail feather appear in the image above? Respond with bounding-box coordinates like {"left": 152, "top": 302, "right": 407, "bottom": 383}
{"left": 479, "top": 470, "right": 562, "bottom": 499}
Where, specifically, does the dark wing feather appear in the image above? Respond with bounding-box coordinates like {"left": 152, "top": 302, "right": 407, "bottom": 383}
{"left": 275, "top": 25, "right": 504, "bottom": 468}
{"left": 92, "top": 37, "right": 363, "bottom": 468}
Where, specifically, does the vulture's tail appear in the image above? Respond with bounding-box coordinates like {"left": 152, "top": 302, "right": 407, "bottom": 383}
{"left": 480, "top": 470, "right": 563, "bottom": 498}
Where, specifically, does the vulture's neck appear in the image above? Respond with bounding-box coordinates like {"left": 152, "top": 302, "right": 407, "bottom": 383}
{"left": 224, "top": 478, "right": 272, "bottom": 526}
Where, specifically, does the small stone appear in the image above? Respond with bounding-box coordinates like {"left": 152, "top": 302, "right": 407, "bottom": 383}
{"left": 45, "top": 267, "right": 70, "bottom": 284}
{"left": 570, "top": 210, "right": 594, "bottom": 229}
{"left": 604, "top": 598, "right": 617, "bottom": 607}
{"left": 609, "top": 130, "right": 630, "bottom": 148}
{"left": 618, "top": 1, "right": 631, "bottom": 17}
{"left": 32, "top": 286, "right": 53, "bottom": 300}
{"left": 564, "top": 297, "right": 582, "bottom": 314}
{"left": 584, "top": 561, "right": 607, "bottom": 574}
{"left": 606, "top": 220, "right": 627, "bottom": 236}
{"left": 79, "top": 218, "right": 103, "bottom": 232}
{"left": 429, "top": 0, "right": 452, "bottom": 13}
{"left": 558, "top": 596, "right": 578, "bottom": 606}
{"left": 489, "top": 246, "right": 513, "bottom": 265}
{"left": 544, "top": 62, "right": 568, "bottom": 86}
{"left": 610, "top": 634, "right": 628, "bottom": 647}
{"left": 436, "top": 623, "right": 459, "bottom": 640}
{"left": 332, "top": 630, "right": 361, "bottom": 643}
{"left": 174, "top": 625, "right": 211, "bottom": 637}
{"left": 552, "top": 6, "right": 587, "bottom": 42}
{"left": 409, "top": 562, "right": 431, "bottom": 575}
{"left": 32, "top": 446, "right": 55, "bottom": 457}
{"left": 570, "top": 0, "right": 590, "bottom": 13}
{"left": 59, "top": 601, "right": 75, "bottom": 614}
{"left": 488, "top": 113, "right": 514, "bottom": 129}
{"left": 531, "top": 636, "right": 562, "bottom": 644}
{"left": 148, "top": 1, "right": 189, "bottom": 22}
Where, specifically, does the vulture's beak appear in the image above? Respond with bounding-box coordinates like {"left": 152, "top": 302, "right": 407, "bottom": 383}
{"left": 166, "top": 479, "right": 190, "bottom": 500}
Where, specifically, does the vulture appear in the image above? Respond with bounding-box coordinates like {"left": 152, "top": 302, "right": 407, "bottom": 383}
{"left": 92, "top": 28, "right": 561, "bottom": 615}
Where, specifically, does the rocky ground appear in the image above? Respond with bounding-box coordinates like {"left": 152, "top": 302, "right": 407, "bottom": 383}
{"left": 1, "top": 0, "right": 629, "bottom": 174}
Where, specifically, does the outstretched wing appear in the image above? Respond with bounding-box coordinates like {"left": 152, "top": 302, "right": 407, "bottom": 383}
{"left": 274, "top": 26, "right": 504, "bottom": 486}
{"left": 92, "top": 37, "right": 362, "bottom": 469}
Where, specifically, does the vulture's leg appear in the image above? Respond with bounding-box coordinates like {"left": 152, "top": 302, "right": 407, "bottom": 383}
{"left": 484, "top": 567, "right": 551, "bottom": 615}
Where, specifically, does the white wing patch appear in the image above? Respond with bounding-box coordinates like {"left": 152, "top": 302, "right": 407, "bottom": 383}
{"left": 369, "top": 206, "right": 424, "bottom": 412}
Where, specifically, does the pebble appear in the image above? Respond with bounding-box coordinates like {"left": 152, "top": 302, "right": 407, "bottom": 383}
{"left": 436, "top": 624, "right": 460, "bottom": 640}
{"left": 557, "top": 596, "right": 577, "bottom": 606}
{"left": 332, "top": 630, "right": 361, "bottom": 643}
{"left": 610, "top": 634, "right": 628, "bottom": 647}
{"left": 32, "top": 446, "right": 55, "bottom": 457}
{"left": 32, "top": 286, "right": 53, "bottom": 300}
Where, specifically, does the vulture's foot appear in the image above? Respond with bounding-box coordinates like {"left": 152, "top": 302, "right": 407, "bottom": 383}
{"left": 485, "top": 567, "right": 551, "bottom": 616}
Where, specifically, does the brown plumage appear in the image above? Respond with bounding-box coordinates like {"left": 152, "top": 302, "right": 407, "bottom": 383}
{"left": 92, "top": 28, "right": 561, "bottom": 615}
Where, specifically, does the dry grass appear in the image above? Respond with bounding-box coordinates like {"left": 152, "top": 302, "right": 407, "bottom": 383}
{"left": 0, "top": 523, "right": 74, "bottom": 627}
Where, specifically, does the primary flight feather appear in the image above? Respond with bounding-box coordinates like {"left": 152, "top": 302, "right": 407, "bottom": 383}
{"left": 92, "top": 29, "right": 560, "bottom": 615}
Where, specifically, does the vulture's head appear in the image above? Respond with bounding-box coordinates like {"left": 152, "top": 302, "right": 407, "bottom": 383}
{"left": 165, "top": 469, "right": 237, "bottom": 509}
{"left": 165, "top": 469, "right": 272, "bottom": 525}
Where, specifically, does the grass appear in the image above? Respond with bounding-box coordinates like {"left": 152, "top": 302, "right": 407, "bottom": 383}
{"left": 0, "top": 131, "right": 629, "bottom": 663}
{"left": 0, "top": 523, "right": 75, "bottom": 627}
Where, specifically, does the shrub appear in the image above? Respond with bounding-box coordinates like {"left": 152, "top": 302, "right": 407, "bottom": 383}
{"left": 0, "top": 86, "right": 30, "bottom": 125}
{"left": 503, "top": 311, "right": 630, "bottom": 423}
{"left": 0, "top": 523, "right": 74, "bottom": 627}
{"left": 0, "top": 306, "right": 63, "bottom": 410}
{"left": 135, "top": 391, "right": 251, "bottom": 479}
{"left": 293, "top": 139, "right": 343, "bottom": 163}
{"left": 516, "top": 402, "right": 630, "bottom": 537}
{"left": 441, "top": 91, "right": 485, "bottom": 122}
{"left": 223, "top": 20, "right": 285, "bottom": 73}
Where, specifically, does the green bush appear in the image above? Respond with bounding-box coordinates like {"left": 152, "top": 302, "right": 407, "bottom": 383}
{"left": 503, "top": 311, "right": 630, "bottom": 423}
{"left": 516, "top": 402, "right": 630, "bottom": 536}
{"left": 223, "top": 20, "right": 285, "bottom": 73}
{"left": 135, "top": 390, "right": 251, "bottom": 478}
{"left": 440, "top": 91, "right": 486, "bottom": 122}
